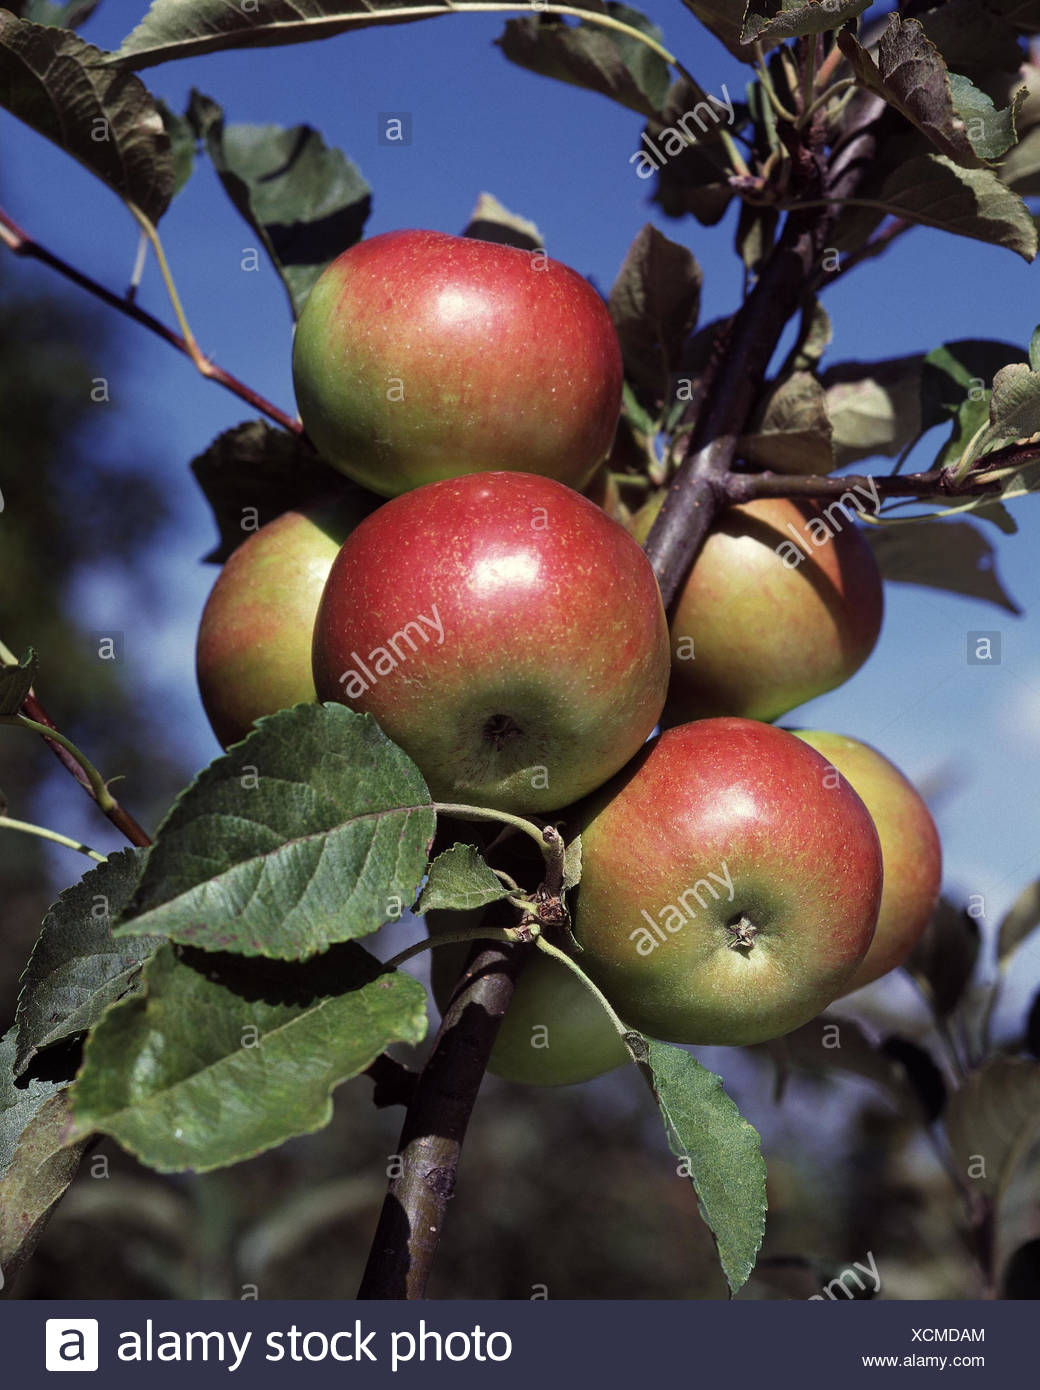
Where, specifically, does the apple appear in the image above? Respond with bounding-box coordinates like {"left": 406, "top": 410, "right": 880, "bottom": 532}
{"left": 292, "top": 228, "right": 623, "bottom": 497}
{"left": 571, "top": 717, "right": 883, "bottom": 1045}
{"left": 311, "top": 471, "right": 670, "bottom": 814}
{"left": 631, "top": 495, "right": 883, "bottom": 723}
{"left": 428, "top": 910, "right": 629, "bottom": 1086}
{"left": 793, "top": 730, "right": 942, "bottom": 992}
{"left": 196, "top": 494, "right": 373, "bottom": 748}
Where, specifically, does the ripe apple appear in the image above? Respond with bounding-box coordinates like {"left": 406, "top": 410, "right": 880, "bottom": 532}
{"left": 196, "top": 494, "right": 373, "bottom": 748}
{"left": 292, "top": 228, "right": 623, "bottom": 497}
{"left": 572, "top": 718, "right": 883, "bottom": 1045}
{"left": 311, "top": 471, "right": 670, "bottom": 814}
{"left": 793, "top": 730, "right": 942, "bottom": 993}
{"left": 428, "top": 910, "right": 629, "bottom": 1086}
{"left": 631, "top": 495, "right": 883, "bottom": 723}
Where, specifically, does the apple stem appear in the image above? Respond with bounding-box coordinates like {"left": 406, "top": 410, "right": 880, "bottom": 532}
{"left": 534, "top": 937, "right": 643, "bottom": 1059}
{"left": 433, "top": 801, "right": 561, "bottom": 867}
{"left": 382, "top": 924, "right": 535, "bottom": 973}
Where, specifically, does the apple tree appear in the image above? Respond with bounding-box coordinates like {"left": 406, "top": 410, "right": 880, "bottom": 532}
{"left": 2, "top": 0, "right": 1040, "bottom": 1301}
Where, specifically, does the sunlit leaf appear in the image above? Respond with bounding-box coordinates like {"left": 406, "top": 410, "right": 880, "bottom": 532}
{"left": 70, "top": 941, "right": 427, "bottom": 1172}
{"left": 0, "top": 13, "right": 173, "bottom": 223}
{"left": 114, "top": 705, "right": 435, "bottom": 960}
{"left": 645, "top": 1040, "right": 766, "bottom": 1296}
{"left": 416, "top": 844, "right": 512, "bottom": 915}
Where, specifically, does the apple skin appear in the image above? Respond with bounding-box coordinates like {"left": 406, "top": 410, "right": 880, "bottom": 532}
{"left": 312, "top": 472, "right": 670, "bottom": 814}
{"left": 631, "top": 495, "right": 883, "bottom": 723}
{"left": 428, "top": 910, "right": 630, "bottom": 1086}
{"left": 292, "top": 229, "right": 623, "bottom": 497}
{"left": 793, "top": 731, "right": 942, "bottom": 993}
{"left": 312, "top": 472, "right": 670, "bottom": 813}
{"left": 571, "top": 717, "right": 884, "bottom": 1046}
{"left": 196, "top": 495, "right": 373, "bottom": 748}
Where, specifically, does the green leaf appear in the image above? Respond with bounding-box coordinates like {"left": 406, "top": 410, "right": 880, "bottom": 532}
{"left": 70, "top": 941, "right": 427, "bottom": 1172}
{"left": 650, "top": 81, "right": 739, "bottom": 224}
{"left": 735, "top": 203, "right": 778, "bottom": 276}
{"left": 189, "top": 419, "right": 363, "bottom": 564}
{"left": 737, "top": 370, "right": 834, "bottom": 473}
{"left": 462, "top": 192, "right": 543, "bottom": 252}
{"left": 946, "top": 1058, "right": 1040, "bottom": 1199}
{"left": 839, "top": 19, "right": 996, "bottom": 169}
{"left": 948, "top": 72, "right": 1024, "bottom": 162}
{"left": 6, "top": 1, "right": 100, "bottom": 27}
{"left": 920, "top": 338, "right": 1027, "bottom": 431}
{"left": 416, "top": 844, "right": 512, "bottom": 915}
{"left": 906, "top": 897, "right": 981, "bottom": 1017}
{"left": 784, "top": 298, "right": 832, "bottom": 375}
{"left": 156, "top": 97, "right": 195, "bottom": 196}
{"left": 0, "top": 1028, "right": 68, "bottom": 1180}
{"left": 0, "top": 648, "right": 36, "bottom": 715}
{"left": 0, "top": 13, "right": 173, "bottom": 224}
{"left": 645, "top": 1039, "right": 766, "bottom": 1296}
{"left": 113, "top": 704, "right": 435, "bottom": 960}
{"left": 933, "top": 393, "right": 992, "bottom": 468}
{"left": 187, "top": 90, "right": 371, "bottom": 319}
{"left": 742, "top": 0, "right": 869, "bottom": 46}
{"left": 998, "top": 62, "right": 1040, "bottom": 193}
{"left": 865, "top": 519, "right": 1021, "bottom": 615}
{"left": 14, "top": 850, "right": 160, "bottom": 1075}
{"left": 0, "top": 1091, "right": 87, "bottom": 1296}
{"left": 1030, "top": 325, "right": 1040, "bottom": 373}
{"left": 997, "top": 879, "right": 1040, "bottom": 964}
{"left": 871, "top": 153, "right": 1037, "bottom": 261}
{"left": 918, "top": 1, "right": 1025, "bottom": 79}
{"left": 114, "top": 0, "right": 620, "bottom": 69}
{"left": 821, "top": 356, "right": 924, "bottom": 468}
{"left": 608, "top": 224, "right": 701, "bottom": 409}
{"left": 496, "top": 4, "right": 671, "bottom": 119}
{"left": 563, "top": 834, "right": 582, "bottom": 891}
{"left": 982, "top": 360, "right": 1040, "bottom": 448}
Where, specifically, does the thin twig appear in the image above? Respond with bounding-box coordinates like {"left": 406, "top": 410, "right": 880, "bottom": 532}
{"left": 13, "top": 691, "right": 152, "bottom": 848}
{"left": 0, "top": 207, "right": 301, "bottom": 435}
{"left": 723, "top": 463, "right": 1009, "bottom": 505}
{"left": 0, "top": 814, "right": 107, "bottom": 863}
{"left": 822, "top": 217, "right": 912, "bottom": 286}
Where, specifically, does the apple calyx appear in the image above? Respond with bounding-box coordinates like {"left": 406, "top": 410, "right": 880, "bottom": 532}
{"left": 726, "top": 915, "right": 759, "bottom": 951}
{"left": 482, "top": 712, "right": 524, "bottom": 750}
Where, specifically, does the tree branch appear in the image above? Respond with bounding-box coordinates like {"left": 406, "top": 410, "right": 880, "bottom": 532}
{"left": 0, "top": 207, "right": 302, "bottom": 436}
{"left": 643, "top": 91, "right": 888, "bottom": 609}
{"left": 724, "top": 463, "right": 1007, "bottom": 505}
{"left": 357, "top": 935, "right": 531, "bottom": 1299}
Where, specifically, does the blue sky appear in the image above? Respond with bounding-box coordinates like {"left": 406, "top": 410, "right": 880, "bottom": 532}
{"left": 4, "top": 0, "right": 1040, "bottom": 1040}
